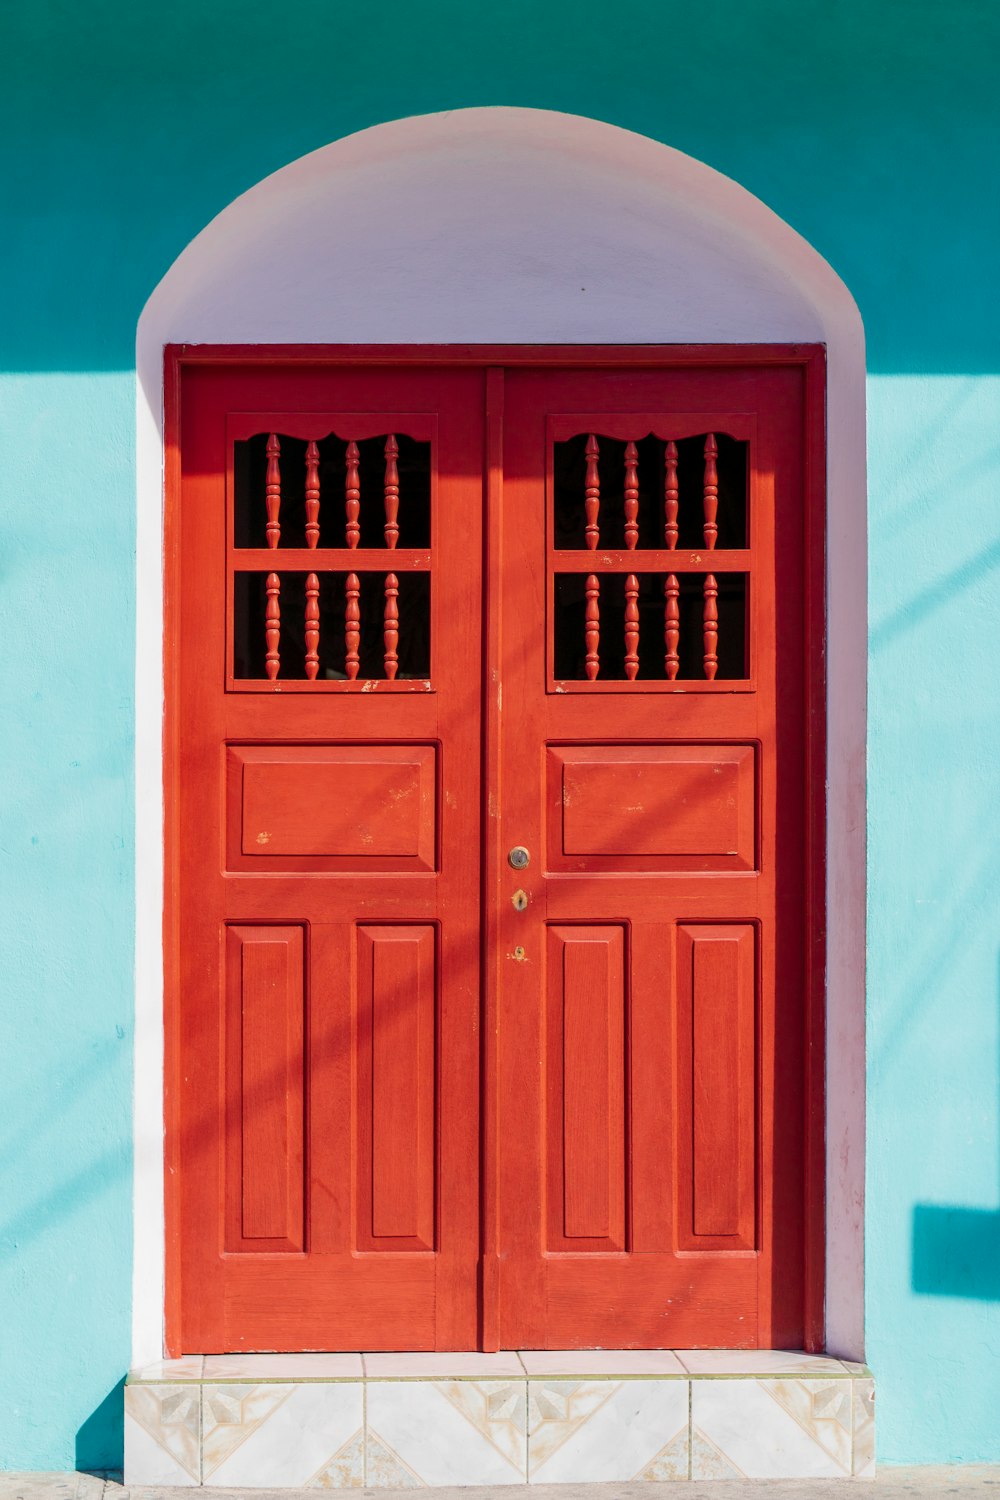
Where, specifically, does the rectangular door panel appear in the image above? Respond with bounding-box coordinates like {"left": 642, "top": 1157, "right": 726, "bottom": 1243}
{"left": 676, "top": 923, "right": 757, "bottom": 1249}
{"left": 229, "top": 744, "right": 437, "bottom": 870}
{"left": 547, "top": 743, "right": 756, "bottom": 870}
{"left": 356, "top": 924, "right": 437, "bottom": 1252}
{"left": 546, "top": 924, "right": 626, "bottom": 1251}
{"left": 224, "top": 924, "right": 305, "bottom": 1253}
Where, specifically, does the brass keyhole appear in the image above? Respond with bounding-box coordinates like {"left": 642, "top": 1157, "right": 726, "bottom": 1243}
{"left": 513, "top": 945, "right": 527, "bottom": 961}
{"left": 512, "top": 889, "right": 528, "bottom": 912}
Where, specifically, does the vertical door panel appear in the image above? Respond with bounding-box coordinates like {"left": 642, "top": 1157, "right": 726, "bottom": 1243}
{"left": 357, "top": 924, "right": 436, "bottom": 1251}
{"left": 225, "top": 924, "right": 305, "bottom": 1252}
{"left": 676, "top": 923, "right": 756, "bottom": 1247}
{"left": 546, "top": 925, "right": 626, "bottom": 1251}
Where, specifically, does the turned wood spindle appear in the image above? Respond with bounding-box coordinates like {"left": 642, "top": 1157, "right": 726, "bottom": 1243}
{"left": 703, "top": 432, "right": 719, "bottom": 550}
{"left": 585, "top": 574, "right": 600, "bottom": 681}
{"left": 625, "top": 573, "right": 640, "bottom": 681}
{"left": 345, "top": 441, "right": 360, "bottom": 549}
{"left": 384, "top": 434, "right": 399, "bottom": 549}
{"left": 664, "top": 573, "right": 680, "bottom": 681}
{"left": 703, "top": 573, "right": 719, "bottom": 680}
{"left": 384, "top": 573, "right": 399, "bottom": 680}
{"left": 305, "top": 440, "right": 320, "bottom": 549}
{"left": 664, "top": 440, "right": 679, "bottom": 548}
{"left": 305, "top": 573, "right": 320, "bottom": 681}
{"left": 624, "top": 440, "right": 639, "bottom": 549}
{"left": 265, "top": 434, "right": 281, "bottom": 549}
{"left": 345, "top": 572, "right": 361, "bottom": 681}
{"left": 265, "top": 572, "right": 280, "bottom": 680}
{"left": 584, "top": 434, "right": 600, "bottom": 549}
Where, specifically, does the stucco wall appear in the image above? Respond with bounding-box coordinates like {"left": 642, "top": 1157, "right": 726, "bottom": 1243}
{"left": 1, "top": 0, "right": 998, "bottom": 1470}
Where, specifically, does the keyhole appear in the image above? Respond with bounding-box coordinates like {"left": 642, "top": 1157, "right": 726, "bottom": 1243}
{"left": 512, "top": 889, "right": 528, "bottom": 912}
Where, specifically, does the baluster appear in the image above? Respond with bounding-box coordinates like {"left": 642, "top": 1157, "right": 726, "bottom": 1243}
{"left": 664, "top": 574, "right": 680, "bottom": 680}
{"left": 265, "top": 434, "right": 281, "bottom": 549}
{"left": 703, "top": 432, "right": 718, "bottom": 549}
{"left": 384, "top": 434, "right": 399, "bottom": 549}
{"left": 384, "top": 573, "right": 399, "bottom": 680}
{"left": 624, "top": 440, "right": 639, "bottom": 549}
{"left": 345, "top": 573, "right": 360, "bottom": 681}
{"left": 345, "top": 440, "right": 360, "bottom": 549}
{"left": 265, "top": 572, "right": 280, "bottom": 680}
{"left": 305, "top": 573, "right": 320, "bottom": 680}
{"left": 703, "top": 574, "right": 719, "bottom": 680}
{"left": 305, "top": 440, "right": 320, "bottom": 548}
{"left": 584, "top": 434, "right": 600, "bottom": 549}
{"left": 664, "top": 440, "right": 679, "bottom": 548}
{"left": 625, "top": 573, "right": 639, "bottom": 681}
{"left": 585, "top": 574, "right": 600, "bottom": 681}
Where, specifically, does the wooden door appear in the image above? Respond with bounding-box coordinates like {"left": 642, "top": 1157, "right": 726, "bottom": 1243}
{"left": 168, "top": 351, "right": 821, "bottom": 1355}
{"left": 171, "top": 364, "right": 484, "bottom": 1351}
{"left": 488, "top": 364, "right": 814, "bottom": 1349}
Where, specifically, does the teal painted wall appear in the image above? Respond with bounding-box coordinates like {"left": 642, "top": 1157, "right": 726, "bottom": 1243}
{"left": 1, "top": 0, "right": 998, "bottom": 1470}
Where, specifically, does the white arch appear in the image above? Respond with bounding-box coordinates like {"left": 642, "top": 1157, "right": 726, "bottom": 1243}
{"left": 135, "top": 106, "right": 866, "bottom": 1366}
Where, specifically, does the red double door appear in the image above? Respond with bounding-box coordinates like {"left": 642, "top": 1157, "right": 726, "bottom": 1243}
{"left": 171, "top": 355, "right": 819, "bottom": 1354}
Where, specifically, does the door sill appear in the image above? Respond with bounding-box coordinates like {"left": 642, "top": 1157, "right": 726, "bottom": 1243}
{"left": 125, "top": 1349, "right": 874, "bottom": 1484}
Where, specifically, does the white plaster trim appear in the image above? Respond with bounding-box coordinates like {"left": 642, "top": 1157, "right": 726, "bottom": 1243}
{"left": 134, "top": 106, "right": 866, "bottom": 1365}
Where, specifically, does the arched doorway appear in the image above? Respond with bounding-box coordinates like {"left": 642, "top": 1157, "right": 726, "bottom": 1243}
{"left": 135, "top": 108, "right": 866, "bottom": 1364}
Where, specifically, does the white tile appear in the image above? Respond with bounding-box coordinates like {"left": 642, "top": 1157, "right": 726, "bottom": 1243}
{"left": 528, "top": 1378, "right": 688, "bottom": 1483}
{"left": 203, "top": 1352, "right": 363, "bottom": 1380}
{"left": 678, "top": 1348, "right": 849, "bottom": 1376}
{"left": 853, "top": 1377, "right": 876, "bottom": 1478}
{"left": 363, "top": 1350, "right": 523, "bottom": 1378}
{"left": 127, "top": 1356, "right": 204, "bottom": 1383}
{"left": 691, "top": 1378, "right": 852, "bottom": 1478}
{"left": 520, "top": 1349, "right": 685, "bottom": 1377}
{"left": 202, "top": 1381, "right": 363, "bottom": 1487}
{"left": 366, "top": 1379, "right": 527, "bottom": 1486}
{"left": 124, "top": 1385, "right": 200, "bottom": 1485}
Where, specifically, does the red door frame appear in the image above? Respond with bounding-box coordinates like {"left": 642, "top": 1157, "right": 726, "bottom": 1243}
{"left": 162, "top": 343, "right": 826, "bottom": 1356}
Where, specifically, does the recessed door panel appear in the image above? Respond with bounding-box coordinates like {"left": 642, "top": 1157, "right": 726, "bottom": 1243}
{"left": 547, "top": 743, "right": 756, "bottom": 870}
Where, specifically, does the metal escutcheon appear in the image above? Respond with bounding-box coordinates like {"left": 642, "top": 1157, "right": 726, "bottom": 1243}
{"left": 508, "top": 845, "right": 530, "bottom": 870}
{"left": 512, "top": 889, "right": 528, "bottom": 912}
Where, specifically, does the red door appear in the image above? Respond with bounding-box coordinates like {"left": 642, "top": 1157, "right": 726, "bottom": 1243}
{"left": 172, "top": 363, "right": 484, "bottom": 1351}
{"left": 168, "top": 351, "right": 820, "bottom": 1354}
{"left": 488, "top": 365, "right": 812, "bottom": 1349}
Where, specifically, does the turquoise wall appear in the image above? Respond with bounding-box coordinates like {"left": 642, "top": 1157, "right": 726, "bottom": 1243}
{"left": 2, "top": 0, "right": 998, "bottom": 1470}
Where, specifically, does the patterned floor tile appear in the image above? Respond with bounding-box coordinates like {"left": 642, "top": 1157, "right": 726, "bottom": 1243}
{"left": 127, "top": 1357, "right": 204, "bottom": 1383}
{"left": 124, "top": 1383, "right": 200, "bottom": 1485}
{"left": 678, "top": 1348, "right": 850, "bottom": 1377}
{"left": 528, "top": 1378, "right": 688, "bottom": 1483}
{"left": 853, "top": 1376, "right": 876, "bottom": 1477}
{"left": 691, "top": 1377, "right": 852, "bottom": 1478}
{"left": 201, "top": 1381, "right": 363, "bottom": 1487}
{"left": 520, "top": 1349, "right": 685, "bottom": 1376}
{"left": 365, "top": 1379, "right": 527, "bottom": 1486}
{"left": 363, "top": 1351, "right": 523, "bottom": 1378}
{"left": 203, "top": 1353, "right": 363, "bottom": 1381}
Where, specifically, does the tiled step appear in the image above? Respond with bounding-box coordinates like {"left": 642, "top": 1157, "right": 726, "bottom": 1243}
{"left": 124, "top": 1350, "right": 874, "bottom": 1487}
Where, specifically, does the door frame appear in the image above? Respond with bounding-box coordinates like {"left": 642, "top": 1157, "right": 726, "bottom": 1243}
{"left": 161, "top": 342, "right": 826, "bottom": 1356}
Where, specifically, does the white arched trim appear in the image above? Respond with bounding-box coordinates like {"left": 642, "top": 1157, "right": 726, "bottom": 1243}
{"left": 135, "top": 106, "right": 866, "bottom": 1366}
